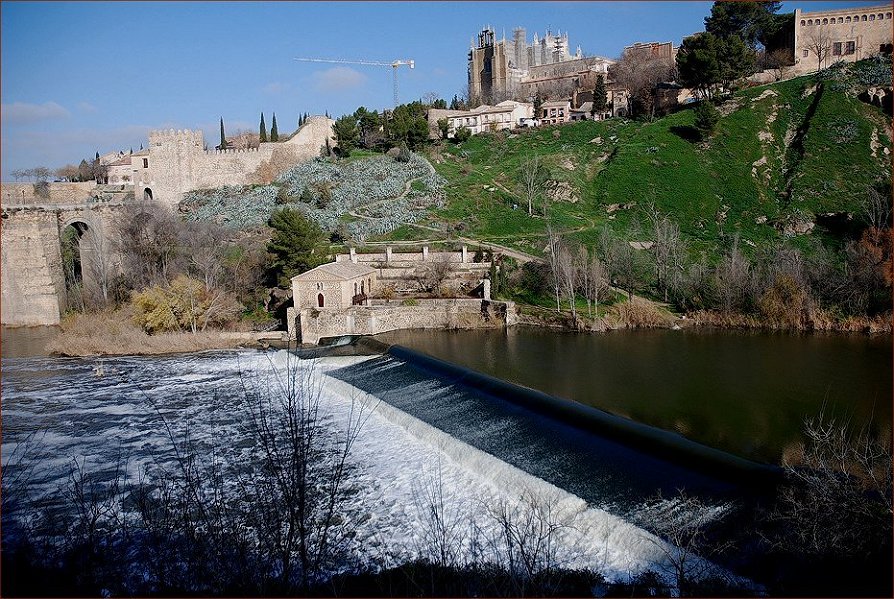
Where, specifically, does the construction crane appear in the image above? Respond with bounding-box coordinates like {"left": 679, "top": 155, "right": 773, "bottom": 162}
{"left": 294, "top": 57, "right": 415, "bottom": 107}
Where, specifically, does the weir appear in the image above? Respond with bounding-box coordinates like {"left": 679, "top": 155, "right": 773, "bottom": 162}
{"left": 324, "top": 339, "right": 782, "bottom": 514}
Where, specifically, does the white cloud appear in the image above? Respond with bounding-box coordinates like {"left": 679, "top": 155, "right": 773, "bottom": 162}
{"left": 311, "top": 67, "right": 368, "bottom": 93}
{"left": 1, "top": 101, "right": 70, "bottom": 124}
{"left": 77, "top": 102, "right": 98, "bottom": 113}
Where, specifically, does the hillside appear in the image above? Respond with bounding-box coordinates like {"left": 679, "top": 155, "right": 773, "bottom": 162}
{"left": 381, "top": 59, "right": 891, "bottom": 267}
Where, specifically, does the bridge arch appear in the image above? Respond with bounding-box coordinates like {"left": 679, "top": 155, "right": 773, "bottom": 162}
{"left": 57, "top": 213, "right": 110, "bottom": 311}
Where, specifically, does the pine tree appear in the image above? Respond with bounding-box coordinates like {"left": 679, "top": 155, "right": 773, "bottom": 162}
{"left": 259, "top": 112, "right": 267, "bottom": 142}
{"left": 219, "top": 117, "right": 228, "bottom": 150}
{"left": 270, "top": 113, "right": 279, "bottom": 141}
{"left": 591, "top": 75, "right": 608, "bottom": 119}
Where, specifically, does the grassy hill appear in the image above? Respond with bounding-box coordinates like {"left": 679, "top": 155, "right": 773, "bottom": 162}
{"left": 379, "top": 59, "right": 891, "bottom": 268}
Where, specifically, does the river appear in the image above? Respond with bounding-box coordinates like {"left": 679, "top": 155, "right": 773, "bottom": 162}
{"left": 1, "top": 325, "right": 890, "bottom": 590}
{"left": 375, "top": 327, "right": 892, "bottom": 465}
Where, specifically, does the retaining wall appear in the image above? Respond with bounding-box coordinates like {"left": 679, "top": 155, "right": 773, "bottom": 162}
{"left": 288, "top": 299, "right": 516, "bottom": 344}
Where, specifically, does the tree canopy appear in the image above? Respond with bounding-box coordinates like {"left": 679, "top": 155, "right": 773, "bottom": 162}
{"left": 387, "top": 101, "right": 429, "bottom": 149}
{"left": 266, "top": 208, "right": 325, "bottom": 286}
{"left": 332, "top": 115, "right": 360, "bottom": 157}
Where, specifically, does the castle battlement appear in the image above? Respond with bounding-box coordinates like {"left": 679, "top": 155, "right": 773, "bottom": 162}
{"left": 205, "top": 147, "right": 262, "bottom": 156}
{"left": 149, "top": 129, "right": 205, "bottom": 144}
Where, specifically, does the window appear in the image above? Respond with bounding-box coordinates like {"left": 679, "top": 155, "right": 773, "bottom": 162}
{"left": 317, "top": 293, "right": 324, "bottom": 307}
{"left": 142, "top": 158, "right": 148, "bottom": 168}
{"left": 822, "top": 18, "right": 828, "bottom": 24}
{"left": 845, "top": 41, "right": 856, "bottom": 54}
{"left": 807, "top": 19, "right": 813, "bottom": 25}
{"left": 838, "top": 17, "right": 843, "bottom": 23}
{"left": 833, "top": 41, "right": 842, "bottom": 55}
{"left": 886, "top": 13, "right": 892, "bottom": 19}
{"left": 869, "top": 14, "right": 875, "bottom": 21}
{"left": 861, "top": 14, "right": 867, "bottom": 21}
{"left": 846, "top": 16, "right": 851, "bottom": 22}
{"left": 803, "top": 49, "right": 809, "bottom": 57}
{"left": 801, "top": 19, "right": 806, "bottom": 25}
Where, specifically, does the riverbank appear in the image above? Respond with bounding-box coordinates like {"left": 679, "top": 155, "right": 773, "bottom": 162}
{"left": 27, "top": 310, "right": 285, "bottom": 357}
{"left": 514, "top": 299, "right": 892, "bottom": 335}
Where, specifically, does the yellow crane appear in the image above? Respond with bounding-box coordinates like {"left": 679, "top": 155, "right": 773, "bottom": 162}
{"left": 294, "top": 57, "right": 415, "bottom": 107}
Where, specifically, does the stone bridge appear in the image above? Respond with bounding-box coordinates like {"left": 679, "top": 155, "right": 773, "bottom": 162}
{"left": 1, "top": 190, "right": 127, "bottom": 326}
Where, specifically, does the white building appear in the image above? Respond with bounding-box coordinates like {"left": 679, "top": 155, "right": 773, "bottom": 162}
{"left": 431, "top": 101, "right": 535, "bottom": 139}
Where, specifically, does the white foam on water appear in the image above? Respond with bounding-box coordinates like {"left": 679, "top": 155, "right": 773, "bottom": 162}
{"left": 302, "top": 353, "right": 743, "bottom": 585}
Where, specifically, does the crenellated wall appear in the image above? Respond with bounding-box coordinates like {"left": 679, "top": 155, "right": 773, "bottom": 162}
{"left": 132, "top": 116, "right": 336, "bottom": 208}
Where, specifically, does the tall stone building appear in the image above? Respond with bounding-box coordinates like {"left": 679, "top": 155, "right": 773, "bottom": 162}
{"left": 793, "top": 4, "right": 893, "bottom": 73}
{"left": 468, "top": 27, "right": 611, "bottom": 103}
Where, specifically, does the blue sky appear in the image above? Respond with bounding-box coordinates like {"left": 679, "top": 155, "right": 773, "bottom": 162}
{"left": 0, "top": 1, "right": 883, "bottom": 179}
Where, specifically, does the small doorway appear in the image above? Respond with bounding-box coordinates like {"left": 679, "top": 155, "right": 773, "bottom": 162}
{"left": 317, "top": 293, "right": 325, "bottom": 307}
{"left": 144, "top": 187, "right": 153, "bottom": 201}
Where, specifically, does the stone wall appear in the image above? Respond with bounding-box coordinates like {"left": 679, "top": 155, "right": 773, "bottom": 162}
{"left": 0, "top": 182, "right": 96, "bottom": 206}
{"left": 1, "top": 204, "right": 124, "bottom": 326}
{"left": 133, "top": 116, "right": 336, "bottom": 208}
{"left": 288, "top": 299, "right": 517, "bottom": 345}
{"left": 1, "top": 210, "right": 64, "bottom": 325}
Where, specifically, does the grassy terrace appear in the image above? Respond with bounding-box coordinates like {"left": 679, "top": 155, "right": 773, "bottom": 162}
{"left": 381, "top": 66, "right": 890, "bottom": 267}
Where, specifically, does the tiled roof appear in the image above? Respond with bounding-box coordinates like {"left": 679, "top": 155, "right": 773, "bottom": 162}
{"left": 292, "top": 262, "right": 376, "bottom": 282}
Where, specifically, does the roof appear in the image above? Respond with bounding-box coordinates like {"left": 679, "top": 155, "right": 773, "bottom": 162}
{"left": 108, "top": 156, "right": 132, "bottom": 167}
{"left": 292, "top": 261, "right": 376, "bottom": 282}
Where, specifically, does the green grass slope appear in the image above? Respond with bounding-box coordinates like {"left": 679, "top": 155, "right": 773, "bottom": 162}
{"left": 392, "top": 61, "right": 891, "bottom": 264}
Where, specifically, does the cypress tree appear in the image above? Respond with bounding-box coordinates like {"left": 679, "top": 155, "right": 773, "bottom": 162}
{"left": 298, "top": 114, "right": 303, "bottom": 127}
{"left": 270, "top": 113, "right": 279, "bottom": 141}
{"left": 219, "top": 117, "right": 228, "bottom": 149}
{"left": 259, "top": 112, "right": 267, "bottom": 142}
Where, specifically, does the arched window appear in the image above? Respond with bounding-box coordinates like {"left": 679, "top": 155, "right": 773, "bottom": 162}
{"left": 801, "top": 19, "right": 806, "bottom": 25}
{"left": 861, "top": 14, "right": 867, "bottom": 21}
{"left": 822, "top": 18, "right": 828, "bottom": 24}
{"left": 807, "top": 19, "right": 813, "bottom": 25}
{"left": 354, "top": 282, "right": 358, "bottom": 295}
{"left": 317, "top": 293, "right": 325, "bottom": 307}
{"left": 877, "top": 13, "right": 883, "bottom": 19}
{"left": 360, "top": 281, "right": 365, "bottom": 294}
{"left": 886, "top": 13, "right": 892, "bottom": 19}
{"left": 838, "top": 17, "right": 843, "bottom": 23}
{"left": 846, "top": 16, "right": 851, "bottom": 22}
{"left": 143, "top": 187, "right": 153, "bottom": 201}
{"left": 869, "top": 14, "right": 875, "bottom": 21}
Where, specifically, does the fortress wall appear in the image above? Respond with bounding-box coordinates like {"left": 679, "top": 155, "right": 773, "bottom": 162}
{"left": 0, "top": 182, "right": 96, "bottom": 206}
{"left": 145, "top": 117, "right": 335, "bottom": 207}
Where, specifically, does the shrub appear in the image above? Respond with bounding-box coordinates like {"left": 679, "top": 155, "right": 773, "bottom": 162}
{"left": 453, "top": 127, "right": 471, "bottom": 143}
{"left": 693, "top": 101, "right": 720, "bottom": 140}
{"left": 132, "top": 275, "right": 242, "bottom": 334}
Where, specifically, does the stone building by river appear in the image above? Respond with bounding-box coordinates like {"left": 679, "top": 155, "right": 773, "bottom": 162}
{"left": 287, "top": 246, "right": 516, "bottom": 344}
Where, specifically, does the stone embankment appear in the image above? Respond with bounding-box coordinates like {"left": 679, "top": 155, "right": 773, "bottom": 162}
{"left": 293, "top": 299, "right": 517, "bottom": 345}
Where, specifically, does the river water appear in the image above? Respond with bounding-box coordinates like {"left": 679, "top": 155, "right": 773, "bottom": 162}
{"left": 1, "top": 325, "right": 889, "bottom": 586}
{"left": 376, "top": 327, "right": 893, "bottom": 465}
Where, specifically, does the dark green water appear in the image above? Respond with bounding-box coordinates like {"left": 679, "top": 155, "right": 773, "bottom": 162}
{"left": 375, "top": 327, "right": 892, "bottom": 465}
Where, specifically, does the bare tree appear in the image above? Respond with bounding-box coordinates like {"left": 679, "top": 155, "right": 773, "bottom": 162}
{"left": 636, "top": 491, "right": 735, "bottom": 595}
{"left": 610, "top": 49, "right": 676, "bottom": 120}
{"left": 587, "top": 253, "right": 609, "bottom": 319}
{"left": 647, "top": 205, "right": 685, "bottom": 303}
{"left": 545, "top": 225, "right": 563, "bottom": 311}
{"left": 415, "top": 255, "right": 455, "bottom": 296}
{"left": 519, "top": 154, "right": 549, "bottom": 216}
{"left": 714, "top": 236, "right": 751, "bottom": 313}
{"left": 862, "top": 185, "right": 891, "bottom": 230}
{"left": 768, "top": 409, "right": 892, "bottom": 559}
{"left": 802, "top": 27, "right": 833, "bottom": 72}
{"left": 484, "top": 489, "right": 574, "bottom": 596}
{"left": 557, "top": 242, "right": 577, "bottom": 320}
{"left": 761, "top": 48, "right": 796, "bottom": 81}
